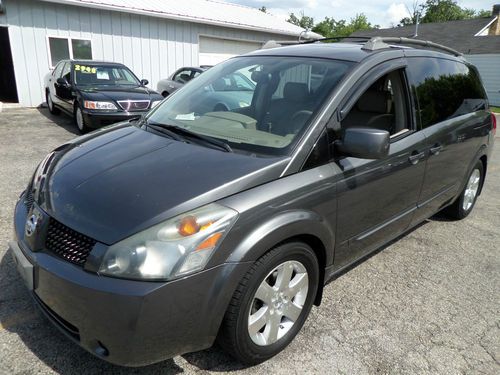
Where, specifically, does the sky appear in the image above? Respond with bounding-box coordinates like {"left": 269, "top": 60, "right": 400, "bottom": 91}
{"left": 225, "top": 1, "right": 495, "bottom": 28}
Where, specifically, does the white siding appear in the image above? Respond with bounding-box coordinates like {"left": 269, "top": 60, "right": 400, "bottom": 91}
{"left": 0, "top": 0, "right": 294, "bottom": 107}
{"left": 466, "top": 54, "right": 500, "bottom": 106}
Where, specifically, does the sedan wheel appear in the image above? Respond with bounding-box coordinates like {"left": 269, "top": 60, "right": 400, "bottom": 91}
{"left": 74, "top": 106, "right": 90, "bottom": 134}
{"left": 46, "top": 91, "right": 60, "bottom": 115}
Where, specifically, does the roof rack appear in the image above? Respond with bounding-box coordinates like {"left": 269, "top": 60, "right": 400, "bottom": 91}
{"left": 361, "top": 37, "right": 463, "bottom": 57}
{"left": 262, "top": 35, "right": 462, "bottom": 57}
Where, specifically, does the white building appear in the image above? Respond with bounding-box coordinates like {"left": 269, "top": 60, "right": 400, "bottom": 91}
{"left": 0, "top": 0, "right": 314, "bottom": 107}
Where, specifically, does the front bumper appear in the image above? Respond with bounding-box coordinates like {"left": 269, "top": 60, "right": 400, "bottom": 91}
{"left": 81, "top": 110, "right": 146, "bottom": 128}
{"left": 11, "top": 199, "right": 249, "bottom": 366}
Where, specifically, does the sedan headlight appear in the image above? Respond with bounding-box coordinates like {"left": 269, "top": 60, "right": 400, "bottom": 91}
{"left": 84, "top": 101, "right": 117, "bottom": 110}
{"left": 99, "top": 203, "right": 238, "bottom": 281}
{"left": 150, "top": 100, "right": 162, "bottom": 109}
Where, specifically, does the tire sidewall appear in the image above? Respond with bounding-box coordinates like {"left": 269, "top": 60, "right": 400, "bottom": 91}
{"left": 457, "top": 161, "right": 484, "bottom": 218}
{"left": 74, "top": 104, "right": 87, "bottom": 133}
{"left": 234, "top": 242, "right": 319, "bottom": 362}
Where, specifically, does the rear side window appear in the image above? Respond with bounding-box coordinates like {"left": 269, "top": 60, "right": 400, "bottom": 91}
{"left": 407, "top": 58, "right": 487, "bottom": 129}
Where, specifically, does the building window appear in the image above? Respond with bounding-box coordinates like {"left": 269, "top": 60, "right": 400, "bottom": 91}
{"left": 48, "top": 37, "right": 92, "bottom": 67}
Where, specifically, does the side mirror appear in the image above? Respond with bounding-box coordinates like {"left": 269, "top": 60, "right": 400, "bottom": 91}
{"left": 56, "top": 77, "right": 69, "bottom": 86}
{"left": 336, "top": 127, "right": 390, "bottom": 159}
{"left": 140, "top": 79, "right": 149, "bottom": 86}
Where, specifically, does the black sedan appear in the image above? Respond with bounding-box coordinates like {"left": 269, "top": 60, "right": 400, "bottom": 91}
{"left": 44, "top": 60, "right": 163, "bottom": 133}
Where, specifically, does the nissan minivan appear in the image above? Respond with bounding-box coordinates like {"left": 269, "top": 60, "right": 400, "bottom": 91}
{"left": 10, "top": 38, "right": 496, "bottom": 366}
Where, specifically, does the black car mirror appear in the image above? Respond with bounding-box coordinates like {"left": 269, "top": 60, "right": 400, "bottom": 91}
{"left": 56, "top": 77, "right": 69, "bottom": 86}
{"left": 141, "top": 79, "right": 149, "bottom": 86}
{"left": 336, "top": 127, "right": 390, "bottom": 159}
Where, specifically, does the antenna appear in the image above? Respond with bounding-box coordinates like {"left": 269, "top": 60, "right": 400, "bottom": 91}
{"left": 414, "top": 12, "right": 419, "bottom": 38}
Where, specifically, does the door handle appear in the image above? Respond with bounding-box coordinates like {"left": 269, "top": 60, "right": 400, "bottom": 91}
{"left": 430, "top": 144, "right": 443, "bottom": 155}
{"left": 408, "top": 151, "right": 425, "bottom": 165}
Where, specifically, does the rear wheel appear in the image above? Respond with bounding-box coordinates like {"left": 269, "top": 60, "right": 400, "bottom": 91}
{"left": 74, "top": 104, "right": 91, "bottom": 134}
{"left": 46, "top": 91, "right": 60, "bottom": 115}
{"left": 442, "top": 160, "right": 484, "bottom": 220}
{"left": 218, "top": 242, "right": 319, "bottom": 365}
{"left": 161, "top": 91, "right": 169, "bottom": 98}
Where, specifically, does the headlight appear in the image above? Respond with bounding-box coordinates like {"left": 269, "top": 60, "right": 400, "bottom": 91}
{"left": 99, "top": 203, "right": 238, "bottom": 280}
{"left": 150, "top": 100, "right": 162, "bottom": 109}
{"left": 84, "top": 101, "right": 117, "bottom": 110}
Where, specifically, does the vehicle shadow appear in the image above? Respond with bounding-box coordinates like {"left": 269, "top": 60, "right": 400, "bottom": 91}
{"left": 36, "top": 105, "right": 80, "bottom": 136}
{"left": 0, "top": 247, "right": 189, "bottom": 374}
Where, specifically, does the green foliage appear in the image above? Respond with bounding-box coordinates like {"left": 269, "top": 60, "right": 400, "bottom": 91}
{"left": 400, "top": 0, "right": 492, "bottom": 26}
{"left": 287, "top": 11, "right": 314, "bottom": 30}
{"left": 415, "top": 71, "right": 484, "bottom": 126}
{"left": 312, "top": 14, "right": 377, "bottom": 38}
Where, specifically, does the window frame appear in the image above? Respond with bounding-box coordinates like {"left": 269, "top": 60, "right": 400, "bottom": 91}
{"left": 46, "top": 35, "right": 93, "bottom": 68}
{"left": 336, "top": 60, "right": 416, "bottom": 143}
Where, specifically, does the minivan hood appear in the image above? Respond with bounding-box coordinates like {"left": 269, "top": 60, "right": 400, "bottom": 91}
{"left": 38, "top": 125, "right": 287, "bottom": 244}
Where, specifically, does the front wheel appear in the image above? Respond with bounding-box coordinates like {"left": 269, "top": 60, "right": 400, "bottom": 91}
{"left": 442, "top": 160, "right": 484, "bottom": 220}
{"left": 218, "top": 242, "right": 319, "bottom": 365}
{"left": 74, "top": 105, "right": 91, "bottom": 134}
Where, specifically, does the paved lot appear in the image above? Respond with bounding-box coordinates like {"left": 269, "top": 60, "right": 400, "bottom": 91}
{"left": 0, "top": 108, "right": 499, "bottom": 375}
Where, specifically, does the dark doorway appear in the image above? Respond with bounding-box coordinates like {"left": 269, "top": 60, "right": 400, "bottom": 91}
{"left": 0, "top": 27, "right": 18, "bottom": 103}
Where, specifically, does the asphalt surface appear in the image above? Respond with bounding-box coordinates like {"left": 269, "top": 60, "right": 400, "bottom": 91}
{"left": 0, "top": 108, "right": 499, "bottom": 375}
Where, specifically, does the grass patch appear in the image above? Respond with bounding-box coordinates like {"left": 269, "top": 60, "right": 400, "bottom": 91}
{"left": 490, "top": 106, "right": 500, "bottom": 113}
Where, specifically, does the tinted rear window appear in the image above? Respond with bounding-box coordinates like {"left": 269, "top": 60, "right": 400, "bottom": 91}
{"left": 407, "top": 57, "right": 487, "bottom": 129}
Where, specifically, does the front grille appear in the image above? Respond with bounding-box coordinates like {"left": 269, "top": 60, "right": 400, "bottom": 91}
{"left": 117, "top": 100, "right": 150, "bottom": 111}
{"left": 25, "top": 189, "right": 34, "bottom": 210}
{"left": 45, "top": 218, "right": 96, "bottom": 266}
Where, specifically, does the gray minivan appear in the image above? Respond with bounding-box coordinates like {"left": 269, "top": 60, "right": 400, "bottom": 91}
{"left": 9, "top": 37, "right": 496, "bottom": 366}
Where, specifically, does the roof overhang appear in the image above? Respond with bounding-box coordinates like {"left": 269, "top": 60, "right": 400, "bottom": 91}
{"left": 40, "top": 0, "right": 320, "bottom": 38}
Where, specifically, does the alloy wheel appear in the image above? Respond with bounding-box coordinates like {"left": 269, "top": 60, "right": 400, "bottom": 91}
{"left": 463, "top": 169, "right": 481, "bottom": 211}
{"left": 248, "top": 260, "right": 309, "bottom": 346}
{"left": 76, "top": 107, "right": 84, "bottom": 131}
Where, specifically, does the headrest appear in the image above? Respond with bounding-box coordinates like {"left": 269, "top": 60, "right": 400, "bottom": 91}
{"left": 251, "top": 70, "right": 271, "bottom": 83}
{"left": 356, "top": 90, "right": 389, "bottom": 114}
{"left": 284, "top": 82, "right": 309, "bottom": 102}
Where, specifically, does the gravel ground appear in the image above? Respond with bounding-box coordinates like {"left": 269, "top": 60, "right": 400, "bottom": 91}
{"left": 0, "top": 108, "right": 499, "bottom": 375}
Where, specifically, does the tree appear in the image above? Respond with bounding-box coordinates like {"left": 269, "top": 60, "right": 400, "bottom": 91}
{"left": 287, "top": 11, "right": 314, "bottom": 30}
{"left": 400, "top": 0, "right": 491, "bottom": 26}
{"left": 312, "top": 14, "right": 376, "bottom": 38}
{"left": 259, "top": 6, "right": 267, "bottom": 13}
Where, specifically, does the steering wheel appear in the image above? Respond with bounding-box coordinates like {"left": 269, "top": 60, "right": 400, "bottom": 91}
{"left": 213, "top": 103, "right": 229, "bottom": 112}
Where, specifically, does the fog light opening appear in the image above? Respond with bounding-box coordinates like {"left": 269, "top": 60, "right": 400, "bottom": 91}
{"left": 94, "top": 341, "right": 109, "bottom": 357}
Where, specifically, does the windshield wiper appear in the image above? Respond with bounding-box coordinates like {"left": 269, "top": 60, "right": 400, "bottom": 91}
{"left": 146, "top": 121, "right": 233, "bottom": 153}
{"left": 144, "top": 121, "right": 186, "bottom": 142}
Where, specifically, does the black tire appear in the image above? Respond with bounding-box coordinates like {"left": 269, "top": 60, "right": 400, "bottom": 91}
{"left": 74, "top": 104, "right": 91, "bottom": 134}
{"left": 217, "top": 242, "right": 319, "bottom": 365}
{"left": 442, "top": 160, "right": 484, "bottom": 220}
{"left": 161, "top": 91, "right": 169, "bottom": 98}
{"left": 46, "top": 90, "right": 60, "bottom": 115}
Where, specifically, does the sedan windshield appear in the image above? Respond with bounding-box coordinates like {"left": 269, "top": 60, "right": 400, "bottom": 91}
{"left": 74, "top": 64, "right": 140, "bottom": 86}
{"left": 147, "top": 56, "right": 353, "bottom": 156}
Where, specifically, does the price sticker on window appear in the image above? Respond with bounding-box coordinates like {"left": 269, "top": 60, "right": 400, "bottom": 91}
{"left": 75, "top": 65, "right": 96, "bottom": 74}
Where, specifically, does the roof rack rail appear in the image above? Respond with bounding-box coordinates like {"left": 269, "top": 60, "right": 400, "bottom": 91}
{"left": 362, "top": 37, "right": 463, "bottom": 57}
{"left": 261, "top": 36, "right": 374, "bottom": 50}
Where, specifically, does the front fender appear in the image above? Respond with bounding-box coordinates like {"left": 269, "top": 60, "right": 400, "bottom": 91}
{"left": 226, "top": 209, "right": 334, "bottom": 266}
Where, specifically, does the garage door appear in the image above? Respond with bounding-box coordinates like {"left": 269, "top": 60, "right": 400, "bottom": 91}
{"left": 199, "top": 36, "right": 262, "bottom": 66}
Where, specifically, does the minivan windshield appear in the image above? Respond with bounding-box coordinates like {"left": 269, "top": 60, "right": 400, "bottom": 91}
{"left": 74, "top": 64, "right": 140, "bottom": 86}
{"left": 147, "top": 56, "right": 353, "bottom": 156}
